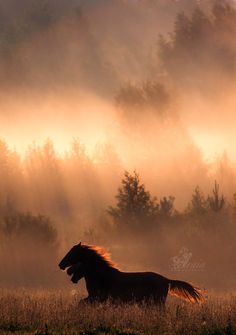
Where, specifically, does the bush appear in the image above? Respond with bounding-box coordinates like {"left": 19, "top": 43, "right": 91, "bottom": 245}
{"left": 0, "top": 212, "right": 58, "bottom": 286}
{"left": 0, "top": 212, "right": 57, "bottom": 245}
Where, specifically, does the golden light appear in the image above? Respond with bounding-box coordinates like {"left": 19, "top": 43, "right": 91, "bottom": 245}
{"left": 0, "top": 90, "right": 116, "bottom": 157}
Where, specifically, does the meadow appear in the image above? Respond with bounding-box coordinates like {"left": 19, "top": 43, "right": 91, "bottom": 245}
{"left": 0, "top": 289, "right": 235, "bottom": 335}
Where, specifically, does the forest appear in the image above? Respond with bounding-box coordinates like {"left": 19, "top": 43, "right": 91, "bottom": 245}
{"left": 0, "top": 0, "right": 236, "bottom": 291}
{"left": 0, "top": 140, "right": 235, "bottom": 289}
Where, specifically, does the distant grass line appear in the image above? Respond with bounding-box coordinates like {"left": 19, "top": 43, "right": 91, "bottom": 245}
{"left": 0, "top": 289, "right": 235, "bottom": 335}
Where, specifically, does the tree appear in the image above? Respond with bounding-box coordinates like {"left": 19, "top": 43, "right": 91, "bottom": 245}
{"left": 159, "top": 196, "right": 175, "bottom": 217}
{"left": 190, "top": 7, "right": 212, "bottom": 43}
{"left": 173, "top": 12, "right": 192, "bottom": 49}
{"left": 115, "top": 82, "right": 145, "bottom": 119}
{"left": 158, "top": 2, "right": 236, "bottom": 93}
{"left": 187, "top": 186, "right": 208, "bottom": 215}
{"left": 108, "top": 171, "right": 159, "bottom": 229}
{"left": 208, "top": 181, "right": 225, "bottom": 212}
{"left": 115, "top": 81, "right": 171, "bottom": 123}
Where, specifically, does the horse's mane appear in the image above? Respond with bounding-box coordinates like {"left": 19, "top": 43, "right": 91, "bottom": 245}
{"left": 81, "top": 244, "right": 118, "bottom": 270}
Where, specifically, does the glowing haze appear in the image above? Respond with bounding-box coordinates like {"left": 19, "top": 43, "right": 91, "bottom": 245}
{"left": 0, "top": 0, "right": 236, "bottom": 205}
{"left": 0, "top": 0, "right": 233, "bottom": 161}
{"left": 1, "top": 0, "right": 236, "bottom": 290}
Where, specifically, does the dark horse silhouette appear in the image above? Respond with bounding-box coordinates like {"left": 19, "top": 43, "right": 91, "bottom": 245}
{"left": 59, "top": 243, "right": 203, "bottom": 304}
{"left": 66, "top": 262, "right": 84, "bottom": 283}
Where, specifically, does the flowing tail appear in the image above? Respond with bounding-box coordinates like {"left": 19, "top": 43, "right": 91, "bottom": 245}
{"left": 168, "top": 279, "right": 204, "bottom": 303}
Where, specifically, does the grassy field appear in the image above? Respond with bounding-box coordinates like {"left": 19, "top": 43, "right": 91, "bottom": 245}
{"left": 0, "top": 289, "right": 235, "bottom": 335}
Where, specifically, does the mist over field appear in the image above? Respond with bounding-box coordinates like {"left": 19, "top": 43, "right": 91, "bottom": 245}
{"left": 0, "top": 0, "right": 236, "bottom": 293}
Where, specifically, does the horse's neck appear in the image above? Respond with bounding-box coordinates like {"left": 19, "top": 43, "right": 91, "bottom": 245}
{"left": 87, "top": 264, "right": 117, "bottom": 276}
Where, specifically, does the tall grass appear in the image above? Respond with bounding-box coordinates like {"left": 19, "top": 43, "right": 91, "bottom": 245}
{"left": 0, "top": 289, "right": 235, "bottom": 335}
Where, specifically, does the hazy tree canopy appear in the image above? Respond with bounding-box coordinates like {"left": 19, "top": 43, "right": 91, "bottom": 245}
{"left": 186, "top": 186, "right": 208, "bottom": 216}
{"left": 159, "top": 196, "right": 175, "bottom": 217}
{"left": 0, "top": 0, "right": 232, "bottom": 96}
{"left": 0, "top": 138, "right": 233, "bottom": 233}
{"left": 158, "top": 2, "right": 236, "bottom": 94}
{"left": 25, "top": 141, "right": 69, "bottom": 216}
{"left": 186, "top": 182, "right": 226, "bottom": 217}
{"left": 115, "top": 81, "right": 172, "bottom": 122}
{"left": 0, "top": 212, "right": 57, "bottom": 244}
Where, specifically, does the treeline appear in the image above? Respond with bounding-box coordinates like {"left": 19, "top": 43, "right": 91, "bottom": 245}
{"left": 159, "top": 1, "right": 236, "bottom": 93}
{"left": 108, "top": 171, "right": 236, "bottom": 233}
{"left": 0, "top": 139, "right": 120, "bottom": 220}
{"left": 1, "top": 140, "right": 236, "bottom": 235}
{"left": 2, "top": 0, "right": 235, "bottom": 94}
{"left": 116, "top": 1, "right": 236, "bottom": 122}
{"left": 1, "top": 143, "right": 236, "bottom": 287}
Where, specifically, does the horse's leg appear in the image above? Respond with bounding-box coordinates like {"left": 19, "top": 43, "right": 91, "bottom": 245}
{"left": 153, "top": 282, "right": 168, "bottom": 308}
{"left": 159, "top": 295, "right": 167, "bottom": 312}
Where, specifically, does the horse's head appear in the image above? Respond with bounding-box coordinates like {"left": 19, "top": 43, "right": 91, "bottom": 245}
{"left": 59, "top": 242, "right": 83, "bottom": 270}
{"left": 66, "top": 262, "right": 85, "bottom": 283}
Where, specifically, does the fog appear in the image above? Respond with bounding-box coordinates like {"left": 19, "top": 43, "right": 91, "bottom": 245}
{"left": 0, "top": 0, "right": 236, "bottom": 291}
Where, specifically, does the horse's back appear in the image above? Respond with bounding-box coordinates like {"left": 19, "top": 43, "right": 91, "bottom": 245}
{"left": 117, "top": 271, "right": 167, "bottom": 283}
{"left": 108, "top": 270, "right": 169, "bottom": 303}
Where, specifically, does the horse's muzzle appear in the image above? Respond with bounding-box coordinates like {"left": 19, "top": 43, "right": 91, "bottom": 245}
{"left": 58, "top": 263, "right": 66, "bottom": 270}
{"left": 71, "top": 277, "right": 78, "bottom": 284}
{"left": 67, "top": 266, "right": 73, "bottom": 276}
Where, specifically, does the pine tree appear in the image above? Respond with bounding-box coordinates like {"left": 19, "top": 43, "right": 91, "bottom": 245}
{"left": 108, "top": 171, "right": 159, "bottom": 229}
{"left": 208, "top": 181, "right": 225, "bottom": 212}
{"left": 188, "top": 186, "right": 208, "bottom": 215}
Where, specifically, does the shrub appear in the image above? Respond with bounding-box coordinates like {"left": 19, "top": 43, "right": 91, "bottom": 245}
{"left": 0, "top": 212, "right": 57, "bottom": 245}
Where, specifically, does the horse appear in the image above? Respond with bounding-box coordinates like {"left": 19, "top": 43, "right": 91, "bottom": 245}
{"left": 59, "top": 242, "right": 204, "bottom": 304}
{"left": 67, "top": 263, "right": 84, "bottom": 283}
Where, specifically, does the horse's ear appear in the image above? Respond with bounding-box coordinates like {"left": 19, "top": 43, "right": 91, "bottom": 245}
{"left": 78, "top": 242, "right": 82, "bottom": 246}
